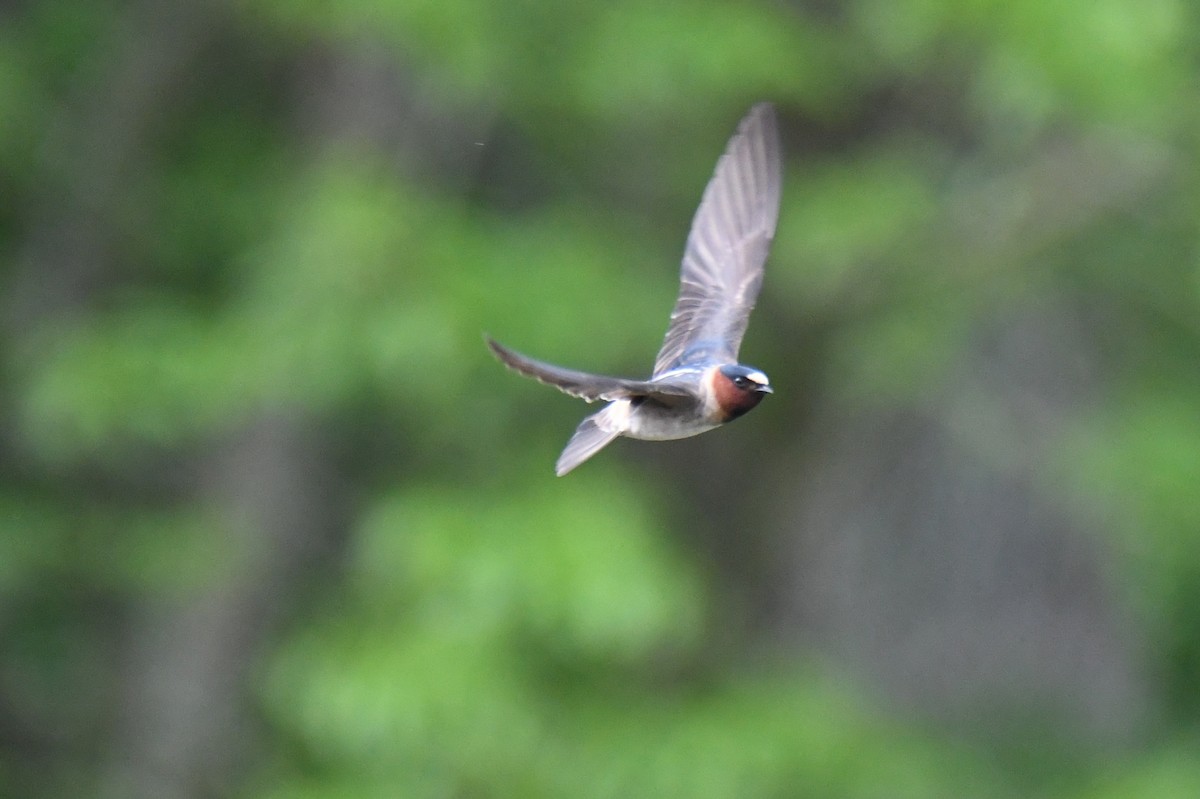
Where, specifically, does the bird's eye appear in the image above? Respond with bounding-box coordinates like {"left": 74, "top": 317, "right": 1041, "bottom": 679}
{"left": 733, "top": 376, "right": 749, "bottom": 388}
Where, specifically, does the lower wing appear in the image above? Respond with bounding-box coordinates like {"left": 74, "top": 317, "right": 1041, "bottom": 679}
{"left": 487, "top": 337, "right": 693, "bottom": 404}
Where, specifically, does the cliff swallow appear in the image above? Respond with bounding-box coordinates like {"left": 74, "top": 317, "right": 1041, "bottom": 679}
{"left": 488, "top": 103, "right": 781, "bottom": 475}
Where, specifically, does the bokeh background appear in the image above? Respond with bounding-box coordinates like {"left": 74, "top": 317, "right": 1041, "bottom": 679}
{"left": 3, "top": 0, "right": 1200, "bottom": 796}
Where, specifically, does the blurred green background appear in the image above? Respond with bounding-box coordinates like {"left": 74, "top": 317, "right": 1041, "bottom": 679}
{"left": 3, "top": 0, "right": 1200, "bottom": 796}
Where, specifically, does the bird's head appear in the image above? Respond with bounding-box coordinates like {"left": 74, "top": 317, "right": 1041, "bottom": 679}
{"left": 712, "top": 364, "right": 772, "bottom": 420}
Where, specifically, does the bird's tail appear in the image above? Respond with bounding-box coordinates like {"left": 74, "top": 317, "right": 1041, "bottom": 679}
{"left": 555, "top": 404, "right": 623, "bottom": 476}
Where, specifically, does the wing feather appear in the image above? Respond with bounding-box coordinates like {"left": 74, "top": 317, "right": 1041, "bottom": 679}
{"left": 653, "top": 103, "right": 782, "bottom": 375}
{"left": 487, "top": 337, "right": 692, "bottom": 404}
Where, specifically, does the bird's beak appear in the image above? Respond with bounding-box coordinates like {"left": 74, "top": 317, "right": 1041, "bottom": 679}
{"left": 757, "top": 384, "right": 773, "bottom": 394}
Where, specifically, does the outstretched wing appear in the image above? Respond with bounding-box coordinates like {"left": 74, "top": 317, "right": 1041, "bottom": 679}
{"left": 653, "top": 103, "right": 782, "bottom": 376}
{"left": 487, "top": 337, "right": 693, "bottom": 404}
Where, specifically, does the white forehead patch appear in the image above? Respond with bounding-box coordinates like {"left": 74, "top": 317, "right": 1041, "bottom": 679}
{"left": 744, "top": 370, "right": 769, "bottom": 386}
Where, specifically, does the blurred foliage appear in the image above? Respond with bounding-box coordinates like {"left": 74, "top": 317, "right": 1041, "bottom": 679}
{"left": 3, "top": 0, "right": 1200, "bottom": 798}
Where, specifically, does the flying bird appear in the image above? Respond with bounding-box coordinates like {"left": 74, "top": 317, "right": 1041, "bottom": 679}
{"left": 488, "top": 103, "right": 782, "bottom": 475}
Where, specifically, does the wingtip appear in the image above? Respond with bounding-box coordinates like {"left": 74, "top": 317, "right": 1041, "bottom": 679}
{"left": 737, "top": 103, "right": 780, "bottom": 153}
{"left": 484, "top": 334, "right": 510, "bottom": 362}
{"left": 743, "top": 102, "right": 777, "bottom": 129}
{"left": 485, "top": 335, "right": 528, "bottom": 376}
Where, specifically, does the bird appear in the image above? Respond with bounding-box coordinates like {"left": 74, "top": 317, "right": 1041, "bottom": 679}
{"left": 488, "top": 103, "right": 782, "bottom": 476}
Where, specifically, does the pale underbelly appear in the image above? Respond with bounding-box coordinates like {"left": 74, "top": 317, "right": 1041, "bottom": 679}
{"left": 623, "top": 400, "right": 719, "bottom": 441}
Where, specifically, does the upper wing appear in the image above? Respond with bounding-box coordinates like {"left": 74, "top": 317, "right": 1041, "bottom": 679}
{"left": 487, "top": 337, "right": 694, "bottom": 404}
{"left": 652, "top": 103, "right": 782, "bottom": 376}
